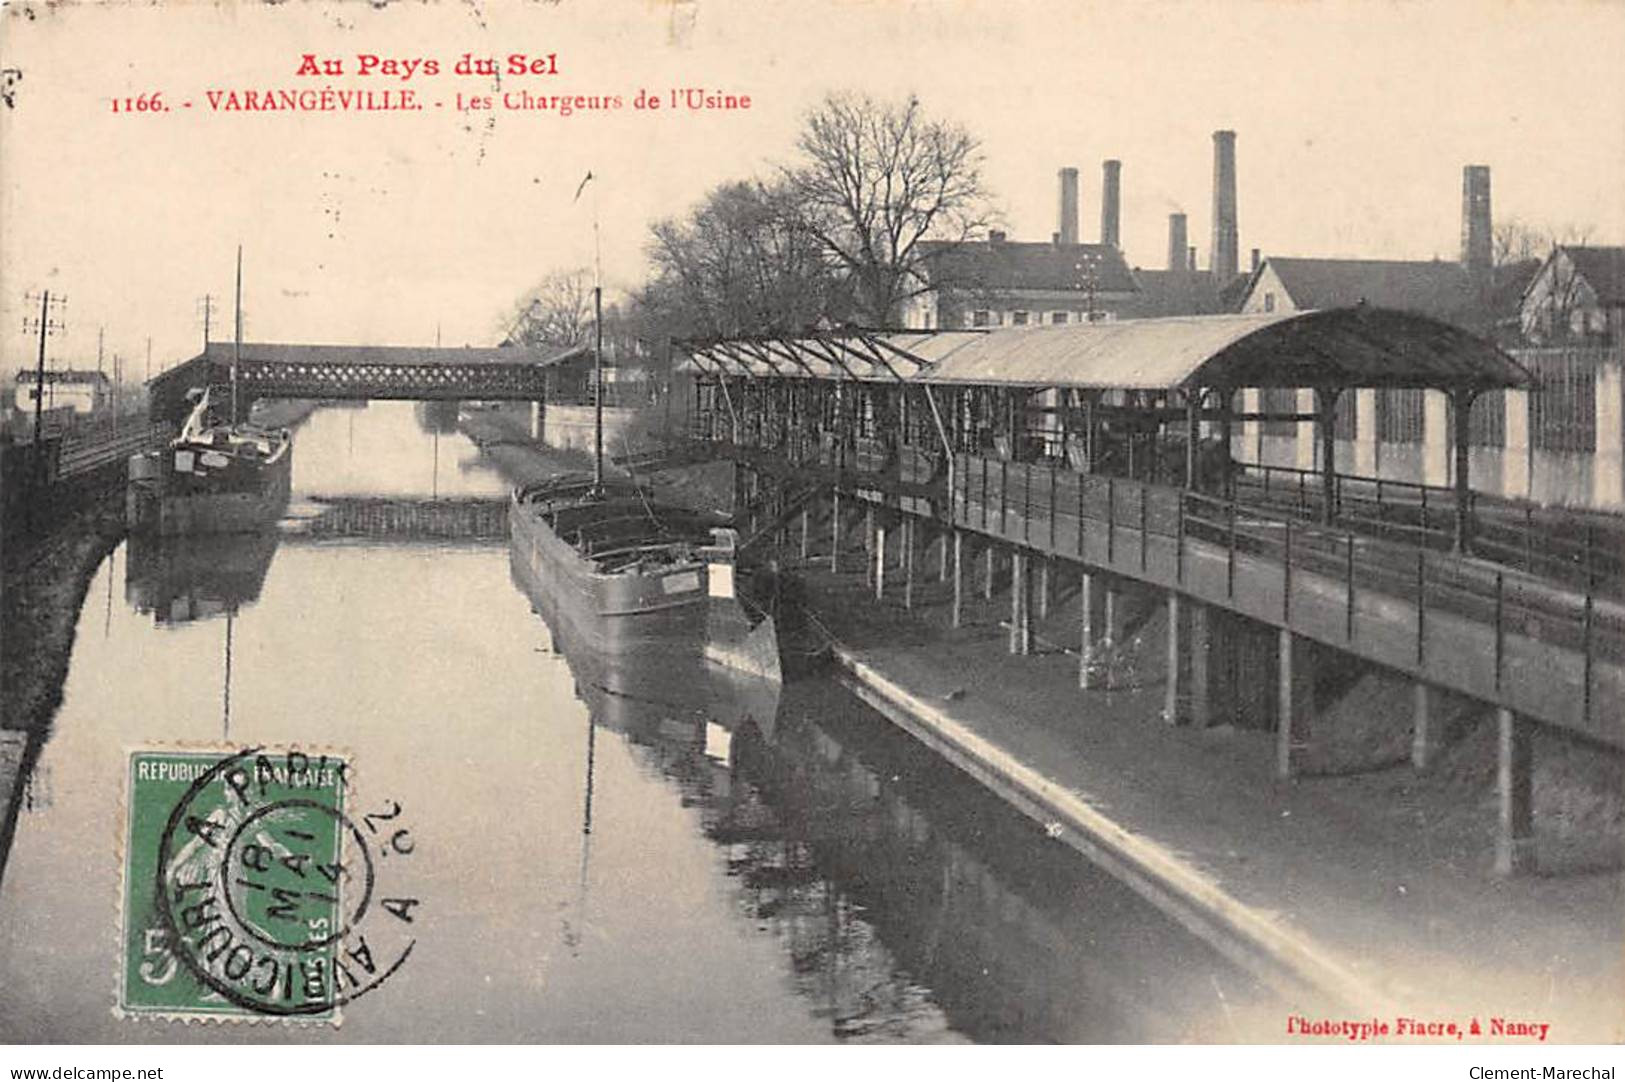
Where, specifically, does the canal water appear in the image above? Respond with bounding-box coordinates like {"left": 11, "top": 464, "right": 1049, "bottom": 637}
{"left": 0, "top": 401, "right": 1272, "bottom": 1043}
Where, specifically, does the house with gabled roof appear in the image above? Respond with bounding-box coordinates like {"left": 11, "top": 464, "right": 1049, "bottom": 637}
{"left": 900, "top": 232, "right": 1141, "bottom": 330}
{"left": 1520, "top": 245, "right": 1625, "bottom": 345}
{"left": 1237, "top": 256, "right": 1485, "bottom": 329}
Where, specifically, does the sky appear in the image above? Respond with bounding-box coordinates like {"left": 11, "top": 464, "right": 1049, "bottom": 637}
{"left": 1, "top": 0, "right": 1622, "bottom": 378}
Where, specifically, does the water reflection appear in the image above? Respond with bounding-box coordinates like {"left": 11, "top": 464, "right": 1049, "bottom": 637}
{"left": 519, "top": 559, "right": 1272, "bottom": 1043}
{"left": 124, "top": 531, "right": 280, "bottom": 626}
{"left": 291, "top": 400, "right": 506, "bottom": 499}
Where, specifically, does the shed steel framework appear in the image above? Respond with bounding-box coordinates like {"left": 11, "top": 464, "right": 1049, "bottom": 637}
{"left": 679, "top": 308, "right": 1533, "bottom": 554}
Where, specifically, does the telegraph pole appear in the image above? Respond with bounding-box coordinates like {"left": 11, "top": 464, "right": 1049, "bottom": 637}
{"left": 21, "top": 290, "right": 66, "bottom": 450}
{"left": 233, "top": 247, "right": 243, "bottom": 422}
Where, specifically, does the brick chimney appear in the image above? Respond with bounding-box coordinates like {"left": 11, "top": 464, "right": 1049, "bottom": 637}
{"left": 1101, "top": 159, "right": 1122, "bottom": 249}
{"left": 1211, "top": 130, "right": 1239, "bottom": 279}
{"left": 1461, "top": 164, "right": 1492, "bottom": 293}
{"left": 1168, "top": 213, "right": 1188, "bottom": 272}
{"left": 1058, "top": 168, "right": 1079, "bottom": 246}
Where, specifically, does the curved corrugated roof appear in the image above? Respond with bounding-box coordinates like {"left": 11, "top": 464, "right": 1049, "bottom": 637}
{"left": 680, "top": 307, "right": 1531, "bottom": 392}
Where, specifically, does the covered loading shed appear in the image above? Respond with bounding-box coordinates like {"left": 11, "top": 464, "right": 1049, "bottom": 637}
{"left": 680, "top": 307, "right": 1533, "bottom": 550}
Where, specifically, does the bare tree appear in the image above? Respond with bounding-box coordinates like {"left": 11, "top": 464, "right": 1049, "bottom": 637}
{"left": 1493, "top": 219, "right": 1546, "bottom": 268}
{"left": 784, "top": 91, "right": 993, "bottom": 326}
{"left": 645, "top": 179, "right": 842, "bottom": 339}
{"left": 507, "top": 267, "right": 593, "bottom": 348}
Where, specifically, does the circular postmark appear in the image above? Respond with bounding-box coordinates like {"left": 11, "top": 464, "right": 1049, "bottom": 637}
{"left": 153, "top": 747, "right": 420, "bottom": 1017}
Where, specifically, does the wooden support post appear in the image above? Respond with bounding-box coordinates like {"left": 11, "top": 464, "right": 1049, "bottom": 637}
{"left": 875, "top": 521, "right": 887, "bottom": 600}
{"left": 903, "top": 517, "right": 915, "bottom": 611}
{"left": 983, "top": 545, "right": 995, "bottom": 600}
{"left": 799, "top": 506, "right": 810, "bottom": 561}
{"left": 1452, "top": 389, "right": 1476, "bottom": 554}
{"left": 937, "top": 525, "right": 950, "bottom": 581}
{"left": 1319, "top": 389, "right": 1338, "bottom": 525}
{"left": 951, "top": 529, "right": 964, "bottom": 629}
{"left": 1276, "top": 629, "right": 1315, "bottom": 779}
{"left": 1009, "top": 549, "right": 1028, "bottom": 655}
{"left": 1037, "top": 559, "right": 1051, "bottom": 620}
{"left": 1411, "top": 682, "right": 1437, "bottom": 771}
{"left": 1104, "top": 582, "right": 1129, "bottom": 647}
{"left": 865, "top": 505, "right": 875, "bottom": 587}
{"left": 1188, "top": 602, "right": 1212, "bottom": 727}
{"left": 829, "top": 492, "right": 841, "bottom": 574}
{"left": 1164, "top": 591, "right": 1184, "bottom": 724}
{"left": 1078, "top": 570, "right": 1105, "bottom": 689}
{"left": 1495, "top": 707, "right": 1536, "bottom": 875}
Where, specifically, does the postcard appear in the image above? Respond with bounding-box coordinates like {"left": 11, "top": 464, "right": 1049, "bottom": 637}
{"left": 1, "top": 0, "right": 1621, "bottom": 1055}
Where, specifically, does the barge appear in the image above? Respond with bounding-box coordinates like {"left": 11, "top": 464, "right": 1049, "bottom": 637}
{"left": 508, "top": 474, "right": 779, "bottom": 679}
{"left": 126, "top": 387, "right": 292, "bottom": 535}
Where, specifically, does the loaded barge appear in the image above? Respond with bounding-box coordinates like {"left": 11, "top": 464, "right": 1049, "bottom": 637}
{"left": 508, "top": 474, "right": 778, "bottom": 678}
{"left": 126, "top": 387, "right": 292, "bottom": 535}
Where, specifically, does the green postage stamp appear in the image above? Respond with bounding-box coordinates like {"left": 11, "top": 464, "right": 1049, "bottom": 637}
{"left": 120, "top": 747, "right": 419, "bottom": 1022}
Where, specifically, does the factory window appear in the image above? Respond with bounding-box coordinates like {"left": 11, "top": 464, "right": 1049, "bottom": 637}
{"left": 1527, "top": 348, "right": 1597, "bottom": 453}
{"left": 1263, "top": 292, "right": 1276, "bottom": 313}
{"left": 1051, "top": 311, "right": 1068, "bottom": 324}
{"left": 1334, "top": 391, "right": 1357, "bottom": 441}
{"left": 1377, "top": 389, "right": 1425, "bottom": 444}
{"left": 972, "top": 310, "right": 990, "bottom": 328}
{"left": 1469, "top": 390, "right": 1506, "bottom": 448}
{"left": 1012, "top": 311, "right": 1029, "bottom": 325}
{"left": 1261, "top": 387, "right": 1298, "bottom": 437}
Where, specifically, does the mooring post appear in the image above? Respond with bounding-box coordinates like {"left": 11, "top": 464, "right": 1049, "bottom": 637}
{"left": 1495, "top": 706, "right": 1536, "bottom": 875}
{"left": 951, "top": 529, "right": 964, "bottom": 629}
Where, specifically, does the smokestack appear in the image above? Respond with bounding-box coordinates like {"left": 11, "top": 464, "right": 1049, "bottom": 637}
{"left": 1462, "top": 164, "right": 1492, "bottom": 292}
{"left": 1188, "top": 246, "right": 1197, "bottom": 272}
{"left": 1101, "top": 159, "right": 1122, "bottom": 249}
{"left": 1251, "top": 248, "right": 1261, "bottom": 273}
{"left": 1058, "top": 167, "right": 1080, "bottom": 246}
{"left": 1167, "top": 213, "right": 1188, "bottom": 272}
{"left": 1210, "top": 130, "right": 1239, "bottom": 279}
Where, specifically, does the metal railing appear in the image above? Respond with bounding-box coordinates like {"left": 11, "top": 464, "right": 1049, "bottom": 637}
{"left": 1231, "top": 462, "right": 1625, "bottom": 600}
{"left": 954, "top": 454, "right": 1624, "bottom": 679}
{"left": 57, "top": 423, "right": 169, "bottom": 478}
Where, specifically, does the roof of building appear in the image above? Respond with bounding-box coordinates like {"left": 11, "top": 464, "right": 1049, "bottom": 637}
{"left": 12, "top": 368, "right": 110, "bottom": 384}
{"left": 1122, "top": 270, "right": 1229, "bottom": 318}
{"left": 1260, "top": 257, "right": 1478, "bottom": 320}
{"left": 916, "top": 238, "right": 1140, "bottom": 296}
{"left": 1492, "top": 259, "right": 1542, "bottom": 315}
{"left": 1561, "top": 246, "right": 1625, "bottom": 305}
{"left": 679, "top": 307, "right": 1529, "bottom": 393}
